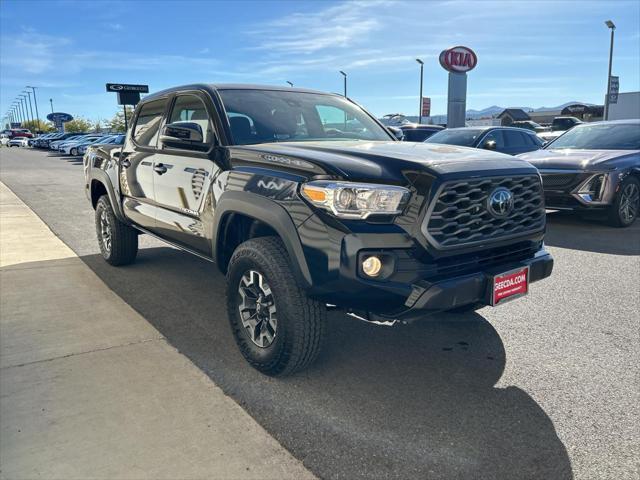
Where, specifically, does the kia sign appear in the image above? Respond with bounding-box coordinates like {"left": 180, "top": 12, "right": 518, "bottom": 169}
{"left": 106, "top": 83, "right": 149, "bottom": 93}
{"left": 46, "top": 112, "right": 73, "bottom": 123}
{"left": 439, "top": 46, "right": 477, "bottom": 73}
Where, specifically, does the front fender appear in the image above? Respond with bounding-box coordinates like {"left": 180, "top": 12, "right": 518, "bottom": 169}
{"left": 212, "top": 190, "right": 313, "bottom": 288}
{"left": 89, "top": 169, "right": 127, "bottom": 223}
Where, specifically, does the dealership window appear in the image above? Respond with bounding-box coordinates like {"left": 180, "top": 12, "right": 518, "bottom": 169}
{"left": 133, "top": 98, "right": 167, "bottom": 147}
{"left": 168, "top": 95, "right": 213, "bottom": 145}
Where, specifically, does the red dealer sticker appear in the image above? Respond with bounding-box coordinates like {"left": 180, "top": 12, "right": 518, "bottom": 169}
{"left": 491, "top": 267, "right": 529, "bottom": 306}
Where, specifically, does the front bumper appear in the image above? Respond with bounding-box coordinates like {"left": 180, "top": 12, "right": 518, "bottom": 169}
{"left": 381, "top": 249, "right": 553, "bottom": 321}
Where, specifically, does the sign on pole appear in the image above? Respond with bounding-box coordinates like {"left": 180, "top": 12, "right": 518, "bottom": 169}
{"left": 105, "top": 83, "right": 149, "bottom": 93}
{"left": 608, "top": 76, "right": 619, "bottom": 104}
{"left": 440, "top": 46, "right": 477, "bottom": 128}
{"left": 421, "top": 97, "right": 431, "bottom": 117}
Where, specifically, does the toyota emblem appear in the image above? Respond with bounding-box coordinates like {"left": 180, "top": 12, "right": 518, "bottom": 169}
{"left": 487, "top": 187, "right": 514, "bottom": 218}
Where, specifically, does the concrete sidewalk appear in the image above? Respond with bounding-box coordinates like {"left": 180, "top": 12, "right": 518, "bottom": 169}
{"left": 0, "top": 182, "right": 314, "bottom": 479}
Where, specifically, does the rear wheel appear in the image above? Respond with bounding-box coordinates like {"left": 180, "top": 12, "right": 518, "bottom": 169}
{"left": 607, "top": 176, "right": 639, "bottom": 227}
{"left": 226, "top": 237, "right": 326, "bottom": 376}
{"left": 95, "top": 195, "right": 138, "bottom": 265}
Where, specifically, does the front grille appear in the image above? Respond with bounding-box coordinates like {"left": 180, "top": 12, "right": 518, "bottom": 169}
{"left": 540, "top": 173, "right": 580, "bottom": 189}
{"left": 423, "top": 175, "right": 545, "bottom": 249}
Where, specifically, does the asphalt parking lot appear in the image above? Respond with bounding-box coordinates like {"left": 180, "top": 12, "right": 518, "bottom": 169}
{"left": 1, "top": 147, "right": 638, "bottom": 480}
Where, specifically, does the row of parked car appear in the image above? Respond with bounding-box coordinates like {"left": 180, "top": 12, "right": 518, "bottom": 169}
{"left": 30, "top": 132, "right": 125, "bottom": 155}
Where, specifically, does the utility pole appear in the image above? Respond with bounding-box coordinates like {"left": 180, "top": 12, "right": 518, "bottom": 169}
{"left": 604, "top": 20, "right": 616, "bottom": 120}
{"left": 416, "top": 58, "right": 424, "bottom": 124}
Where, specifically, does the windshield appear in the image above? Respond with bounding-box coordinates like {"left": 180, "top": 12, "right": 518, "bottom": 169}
{"left": 424, "top": 128, "right": 485, "bottom": 147}
{"left": 218, "top": 89, "right": 392, "bottom": 145}
{"left": 546, "top": 123, "right": 640, "bottom": 150}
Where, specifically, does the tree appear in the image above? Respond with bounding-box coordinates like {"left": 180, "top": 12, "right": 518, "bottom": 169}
{"left": 64, "top": 118, "right": 93, "bottom": 133}
{"left": 107, "top": 107, "right": 135, "bottom": 133}
{"left": 18, "top": 119, "right": 56, "bottom": 133}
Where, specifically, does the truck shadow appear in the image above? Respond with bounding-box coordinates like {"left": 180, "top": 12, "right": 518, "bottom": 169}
{"left": 545, "top": 211, "right": 640, "bottom": 255}
{"left": 81, "top": 247, "right": 573, "bottom": 480}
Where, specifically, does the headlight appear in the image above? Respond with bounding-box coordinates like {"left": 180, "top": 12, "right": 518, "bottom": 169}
{"left": 576, "top": 173, "right": 606, "bottom": 202}
{"left": 301, "top": 180, "right": 410, "bottom": 219}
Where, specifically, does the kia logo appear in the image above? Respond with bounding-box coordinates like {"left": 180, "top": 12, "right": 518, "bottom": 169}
{"left": 487, "top": 187, "right": 514, "bottom": 218}
{"left": 439, "top": 46, "right": 478, "bottom": 73}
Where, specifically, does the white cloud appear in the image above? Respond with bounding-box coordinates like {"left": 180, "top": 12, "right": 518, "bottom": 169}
{"left": 250, "top": 0, "right": 392, "bottom": 54}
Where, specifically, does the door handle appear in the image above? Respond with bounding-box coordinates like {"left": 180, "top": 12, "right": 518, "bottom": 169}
{"left": 153, "top": 163, "right": 168, "bottom": 175}
{"left": 120, "top": 158, "right": 131, "bottom": 168}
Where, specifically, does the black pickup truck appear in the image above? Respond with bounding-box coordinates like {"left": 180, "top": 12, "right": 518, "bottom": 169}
{"left": 84, "top": 84, "right": 553, "bottom": 376}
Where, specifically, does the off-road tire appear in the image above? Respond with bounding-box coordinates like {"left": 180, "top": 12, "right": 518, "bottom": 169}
{"left": 607, "top": 176, "right": 639, "bottom": 227}
{"left": 95, "top": 195, "right": 138, "bottom": 266}
{"left": 226, "top": 236, "right": 326, "bottom": 376}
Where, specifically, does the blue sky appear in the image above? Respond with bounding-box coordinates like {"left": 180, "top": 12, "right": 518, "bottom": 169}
{"left": 1, "top": 0, "right": 639, "bottom": 123}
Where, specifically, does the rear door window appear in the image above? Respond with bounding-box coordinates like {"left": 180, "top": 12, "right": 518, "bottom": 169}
{"left": 133, "top": 98, "right": 168, "bottom": 148}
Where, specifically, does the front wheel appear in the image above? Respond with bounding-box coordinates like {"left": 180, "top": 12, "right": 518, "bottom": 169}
{"left": 226, "top": 237, "right": 326, "bottom": 376}
{"left": 607, "top": 176, "right": 639, "bottom": 227}
{"left": 95, "top": 195, "right": 138, "bottom": 265}
{"left": 70, "top": 147, "right": 77, "bottom": 156}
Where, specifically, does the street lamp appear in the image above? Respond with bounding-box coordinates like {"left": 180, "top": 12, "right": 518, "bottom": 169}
{"left": 286, "top": 81, "right": 294, "bottom": 87}
{"left": 19, "top": 94, "right": 31, "bottom": 126}
{"left": 49, "top": 98, "right": 54, "bottom": 114}
{"left": 339, "top": 70, "right": 347, "bottom": 97}
{"left": 416, "top": 58, "right": 424, "bottom": 124}
{"left": 26, "top": 86, "right": 41, "bottom": 132}
{"left": 23, "top": 91, "right": 35, "bottom": 128}
{"left": 604, "top": 20, "right": 616, "bottom": 120}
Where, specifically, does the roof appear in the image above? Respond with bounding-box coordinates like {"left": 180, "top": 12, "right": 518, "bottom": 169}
{"left": 143, "top": 83, "right": 336, "bottom": 102}
{"left": 497, "top": 108, "right": 531, "bottom": 121}
{"left": 399, "top": 124, "right": 444, "bottom": 131}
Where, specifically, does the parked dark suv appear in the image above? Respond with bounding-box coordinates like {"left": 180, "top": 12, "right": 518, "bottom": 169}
{"left": 425, "top": 126, "right": 543, "bottom": 155}
{"left": 84, "top": 84, "right": 553, "bottom": 376}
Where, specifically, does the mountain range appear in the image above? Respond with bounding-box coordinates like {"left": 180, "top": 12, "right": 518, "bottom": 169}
{"left": 465, "top": 101, "right": 598, "bottom": 119}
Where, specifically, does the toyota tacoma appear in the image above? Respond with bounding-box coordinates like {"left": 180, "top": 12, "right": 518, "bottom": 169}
{"left": 84, "top": 84, "right": 553, "bottom": 376}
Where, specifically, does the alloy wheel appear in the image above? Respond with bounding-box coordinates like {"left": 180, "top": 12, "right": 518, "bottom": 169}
{"left": 99, "top": 210, "right": 112, "bottom": 254}
{"left": 619, "top": 182, "right": 639, "bottom": 224}
{"left": 237, "top": 270, "right": 278, "bottom": 348}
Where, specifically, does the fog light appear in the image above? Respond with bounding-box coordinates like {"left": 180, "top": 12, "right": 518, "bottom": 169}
{"left": 362, "top": 256, "right": 382, "bottom": 277}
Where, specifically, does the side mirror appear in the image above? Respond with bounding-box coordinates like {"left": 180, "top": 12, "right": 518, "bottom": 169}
{"left": 160, "top": 122, "right": 204, "bottom": 146}
{"left": 388, "top": 126, "right": 404, "bottom": 141}
{"left": 483, "top": 140, "right": 497, "bottom": 151}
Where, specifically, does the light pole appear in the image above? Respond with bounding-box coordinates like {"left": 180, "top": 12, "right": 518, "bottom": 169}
{"left": 49, "top": 98, "right": 54, "bottom": 114}
{"left": 339, "top": 70, "right": 347, "bottom": 97}
{"left": 286, "top": 81, "right": 293, "bottom": 87}
{"left": 24, "top": 91, "right": 35, "bottom": 126}
{"left": 20, "top": 95, "right": 30, "bottom": 125}
{"left": 20, "top": 94, "right": 32, "bottom": 126}
{"left": 17, "top": 98, "right": 24, "bottom": 124}
{"left": 416, "top": 58, "right": 424, "bottom": 124}
{"left": 604, "top": 20, "right": 616, "bottom": 120}
{"left": 27, "top": 86, "right": 41, "bottom": 132}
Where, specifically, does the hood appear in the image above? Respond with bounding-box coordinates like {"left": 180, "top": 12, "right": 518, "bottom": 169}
{"left": 234, "top": 141, "right": 536, "bottom": 183}
{"left": 518, "top": 148, "right": 640, "bottom": 171}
